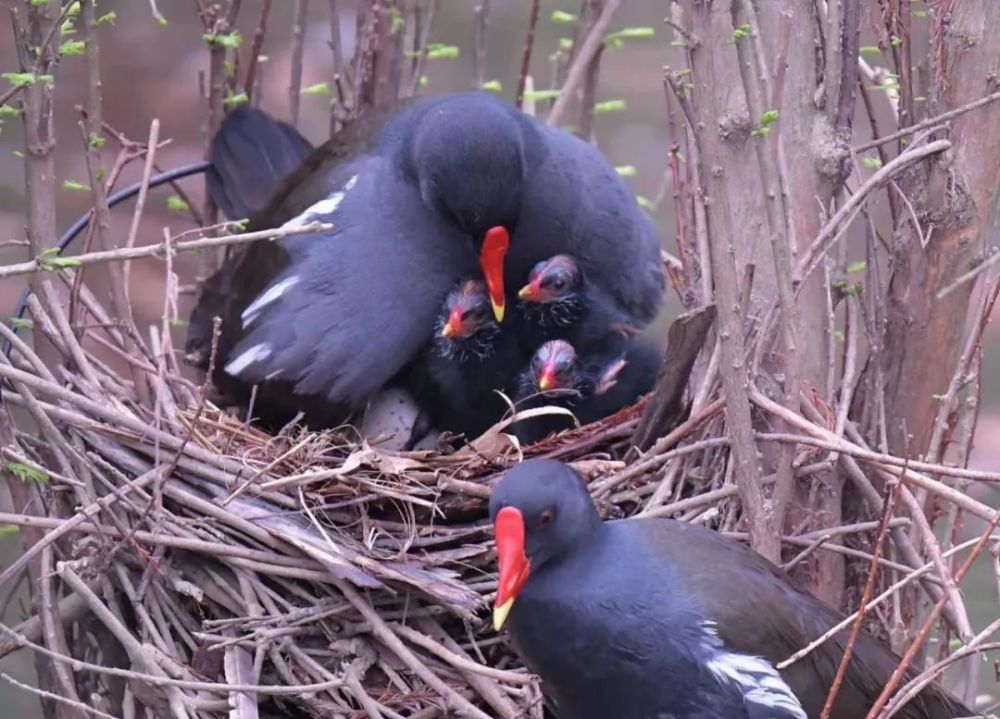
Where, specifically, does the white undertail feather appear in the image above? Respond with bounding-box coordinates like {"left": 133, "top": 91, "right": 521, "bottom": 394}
{"left": 701, "top": 622, "right": 807, "bottom": 719}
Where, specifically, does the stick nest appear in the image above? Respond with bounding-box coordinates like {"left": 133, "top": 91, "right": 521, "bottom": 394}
{"left": 2, "top": 276, "right": 694, "bottom": 719}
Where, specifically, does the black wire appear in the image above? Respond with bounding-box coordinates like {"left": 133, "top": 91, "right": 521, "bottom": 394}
{"left": 3, "top": 161, "right": 210, "bottom": 359}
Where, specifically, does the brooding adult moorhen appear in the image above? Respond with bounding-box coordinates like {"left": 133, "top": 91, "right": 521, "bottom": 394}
{"left": 187, "top": 91, "right": 664, "bottom": 428}
{"left": 513, "top": 338, "right": 658, "bottom": 444}
{"left": 489, "top": 460, "right": 972, "bottom": 719}
{"left": 403, "top": 279, "right": 521, "bottom": 443}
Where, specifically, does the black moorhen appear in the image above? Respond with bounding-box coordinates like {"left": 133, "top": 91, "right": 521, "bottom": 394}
{"left": 187, "top": 91, "right": 664, "bottom": 427}
{"left": 403, "top": 279, "right": 521, "bottom": 443}
{"left": 513, "top": 338, "right": 659, "bottom": 444}
{"left": 489, "top": 460, "right": 972, "bottom": 719}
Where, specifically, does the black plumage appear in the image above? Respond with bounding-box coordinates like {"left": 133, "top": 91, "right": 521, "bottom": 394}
{"left": 489, "top": 460, "right": 973, "bottom": 719}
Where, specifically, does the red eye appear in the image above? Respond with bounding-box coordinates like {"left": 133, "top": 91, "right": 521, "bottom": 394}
{"left": 539, "top": 509, "right": 555, "bottom": 528}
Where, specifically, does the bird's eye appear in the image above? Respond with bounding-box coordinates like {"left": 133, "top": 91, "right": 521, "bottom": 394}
{"left": 539, "top": 509, "right": 556, "bottom": 528}
{"left": 551, "top": 278, "right": 566, "bottom": 291}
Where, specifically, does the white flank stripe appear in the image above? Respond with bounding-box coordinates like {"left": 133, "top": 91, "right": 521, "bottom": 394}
{"left": 225, "top": 344, "right": 271, "bottom": 377}
{"left": 242, "top": 275, "right": 300, "bottom": 327}
{"left": 278, "top": 174, "right": 358, "bottom": 230}
{"left": 701, "top": 623, "right": 806, "bottom": 719}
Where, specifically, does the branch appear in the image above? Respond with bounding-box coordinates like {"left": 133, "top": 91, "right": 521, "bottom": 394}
{"left": 0, "top": 222, "right": 333, "bottom": 280}
{"left": 546, "top": 0, "right": 623, "bottom": 127}
{"left": 795, "top": 139, "right": 951, "bottom": 286}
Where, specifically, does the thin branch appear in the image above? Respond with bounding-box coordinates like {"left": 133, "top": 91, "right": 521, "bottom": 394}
{"left": 547, "top": 0, "right": 622, "bottom": 127}
{"left": 514, "top": 0, "right": 541, "bottom": 108}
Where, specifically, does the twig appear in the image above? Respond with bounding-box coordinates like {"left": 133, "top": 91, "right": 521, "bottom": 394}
{"left": 0, "top": 221, "right": 333, "bottom": 279}
{"left": 795, "top": 139, "right": 951, "bottom": 285}
{"left": 243, "top": 0, "right": 273, "bottom": 101}
{"left": 547, "top": 0, "right": 622, "bottom": 127}
{"left": 853, "top": 87, "right": 1000, "bottom": 152}
{"left": 820, "top": 465, "right": 901, "bottom": 718}
{"left": 0, "top": 672, "right": 115, "bottom": 719}
{"left": 864, "top": 509, "right": 1000, "bottom": 719}
{"left": 514, "top": 0, "right": 541, "bottom": 108}
{"left": 289, "top": 0, "right": 309, "bottom": 127}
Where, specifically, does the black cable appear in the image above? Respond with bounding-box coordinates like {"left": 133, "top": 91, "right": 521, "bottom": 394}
{"left": 3, "top": 160, "right": 210, "bottom": 359}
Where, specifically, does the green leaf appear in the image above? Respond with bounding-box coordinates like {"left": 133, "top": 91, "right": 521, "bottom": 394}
{"left": 7, "top": 462, "right": 48, "bottom": 484}
{"left": 62, "top": 179, "right": 90, "bottom": 192}
{"left": 760, "top": 109, "right": 779, "bottom": 126}
{"left": 3, "top": 72, "right": 42, "bottom": 87}
{"left": 60, "top": 18, "right": 76, "bottom": 36}
{"left": 418, "top": 75, "right": 429, "bottom": 88}
{"left": 604, "top": 37, "right": 624, "bottom": 50}
{"left": 861, "top": 156, "right": 882, "bottom": 169}
{"left": 88, "top": 133, "right": 105, "bottom": 148}
{"left": 615, "top": 165, "right": 637, "bottom": 177}
{"left": 558, "top": 37, "right": 573, "bottom": 51}
{"left": 889, "top": 34, "right": 902, "bottom": 47}
{"left": 223, "top": 91, "right": 248, "bottom": 107}
{"left": 203, "top": 30, "right": 242, "bottom": 49}
{"left": 636, "top": 196, "right": 653, "bottom": 210}
{"left": 834, "top": 330, "right": 845, "bottom": 343}
{"left": 12, "top": 150, "right": 24, "bottom": 159}
{"left": 551, "top": 10, "right": 577, "bottom": 23}
{"left": 166, "top": 195, "right": 190, "bottom": 213}
{"left": 594, "top": 99, "right": 627, "bottom": 114}
{"left": 168, "top": 318, "right": 190, "bottom": 328}
{"left": 30, "top": 0, "right": 52, "bottom": 6}
{"left": 96, "top": 166, "right": 105, "bottom": 182}
{"left": 0, "top": 105, "right": 20, "bottom": 117}
{"left": 859, "top": 45, "right": 881, "bottom": 56}
{"left": 847, "top": 260, "right": 867, "bottom": 274}
{"left": 390, "top": 6, "right": 405, "bottom": 33}
{"left": 913, "top": 9, "right": 928, "bottom": 19}
{"left": 523, "top": 89, "right": 561, "bottom": 102}
{"left": 731, "top": 23, "right": 751, "bottom": 41}
{"left": 59, "top": 39, "right": 86, "bottom": 56}
{"left": 9, "top": 317, "right": 32, "bottom": 330}
{"left": 300, "top": 82, "right": 330, "bottom": 96}
{"left": 66, "top": 1, "right": 80, "bottom": 15}
{"left": 480, "top": 79, "right": 503, "bottom": 93}
{"left": 224, "top": 60, "right": 235, "bottom": 78}
{"left": 96, "top": 10, "right": 117, "bottom": 26}
{"left": 153, "top": 10, "right": 168, "bottom": 26}
{"left": 426, "top": 44, "right": 459, "bottom": 60}
{"left": 232, "top": 218, "right": 250, "bottom": 231}
{"left": 607, "top": 27, "right": 656, "bottom": 41}
{"left": 0, "top": 525, "right": 19, "bottom": 537}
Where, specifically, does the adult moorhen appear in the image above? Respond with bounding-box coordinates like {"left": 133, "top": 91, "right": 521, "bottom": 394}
{"left": 513, "top": 338, "right": 659, "bottom": 444}
{"left": 489, "top": 460, "right": 972, "bottom": 719}
{"left": 187, "top": 92, "right": 664, "bottom": 429}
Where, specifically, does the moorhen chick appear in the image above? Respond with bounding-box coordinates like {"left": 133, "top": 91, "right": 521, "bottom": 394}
{"left": 516, "top": 253, "right": 642, "bottom": 350}
{"left": 513, "top": 338, "right": 659, "bottom": 444}
{"left": 403, "top": 279, "right": 521, "bottom": 443}
{"left": 489, "top": 460, "right": 973, "bottom": 719}
{"left": 187, "top": 91, "right": 664, "bottom": 428}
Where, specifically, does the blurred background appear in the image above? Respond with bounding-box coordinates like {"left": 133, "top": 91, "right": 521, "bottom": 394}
{"left": 0, "top": 2, "right": 996, "bottom": 715}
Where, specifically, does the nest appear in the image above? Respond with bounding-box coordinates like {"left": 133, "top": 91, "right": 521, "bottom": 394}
{"left": 2, "top": 238, "right": 998, "bottom": 719}
{"left": 0, "top": 260, "right": 700, "bottom": 718}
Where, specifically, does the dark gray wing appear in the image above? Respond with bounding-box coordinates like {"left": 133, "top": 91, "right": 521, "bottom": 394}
{"left": 222, "top": 157, "right": 477, "bottom": 408}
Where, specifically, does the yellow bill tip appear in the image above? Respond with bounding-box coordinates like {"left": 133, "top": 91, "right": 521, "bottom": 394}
{"left": 517, "top": 285, "right": 532, "bottom": 300}
{"left": 493, "top": 598, "right": 514, "bottom": 632}
{"left": 491, "top": 298, "right": 505, "bottom": 323}
{"left": 441, "top": 322, "right": 456, "bottom": 338}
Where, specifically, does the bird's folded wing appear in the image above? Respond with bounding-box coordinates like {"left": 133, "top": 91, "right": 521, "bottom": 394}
{"left": 221, "top": 160, "right": 477, "bottom": 408}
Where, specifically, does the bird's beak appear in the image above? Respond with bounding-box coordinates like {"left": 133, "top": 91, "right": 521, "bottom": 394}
{"left": 493, "top": 506, "right": 530, "bottom": 631}
{"left": 537, "top": 362, "right": 557, "bottom": 392}
{"left": 481, "top": 226, "right": 510, "bottom": 323}
{"left": 441, "top": 307, "right": 463, "bottom": 338}
{"left": 517, "top": 280, "right": 540, "bottom": 302}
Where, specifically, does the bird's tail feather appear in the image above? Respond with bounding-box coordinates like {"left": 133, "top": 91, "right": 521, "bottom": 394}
{"left": 206, "top": 106, "right": 313, "bottom": 221}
